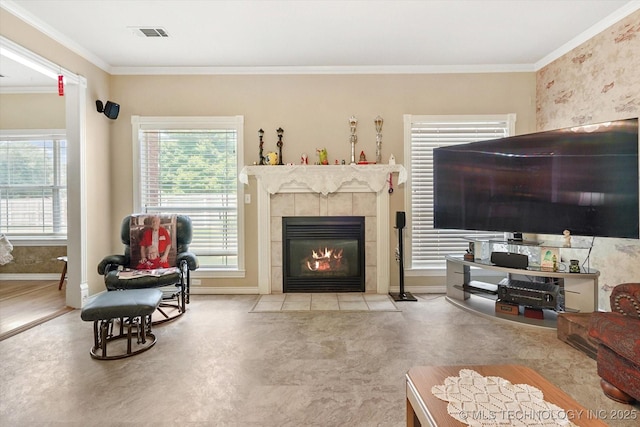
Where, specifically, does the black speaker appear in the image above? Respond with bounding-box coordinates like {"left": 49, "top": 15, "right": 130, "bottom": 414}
{"left": 396, "top": 211, "right": 406, "bottom": 229}
{"left": 103, "top": 101, "right": 120, "bottom": 119}
{"left": 96, "top": 100, "right": 120, "bottom": 120}
{"left": 490, "top": 252, "right": 529, "bottom": 269}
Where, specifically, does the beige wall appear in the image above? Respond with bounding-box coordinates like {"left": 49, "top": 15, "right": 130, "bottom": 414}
{"left": 111, "top": 72, "right": 536, "bottom": 290}
{"left": 0, "top": 93, "right": 65, "bottom": 129}
{"left": 1, "top": 8, "right": 113, "bottom": 297}
{"left": 536, "top": 10, "right": 640, "bottom": 309}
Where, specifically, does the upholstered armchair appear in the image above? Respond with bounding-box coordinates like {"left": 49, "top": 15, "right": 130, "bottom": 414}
{"left": 97, "top": 214, "right": 199, "bottom": 324}
{"left": 588, "top": 283, "right": 640, "bottom": 403}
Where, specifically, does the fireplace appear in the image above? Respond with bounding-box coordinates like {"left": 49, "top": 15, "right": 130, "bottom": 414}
{"left": 283, "top": 216, "right": 365, "bottom": 292}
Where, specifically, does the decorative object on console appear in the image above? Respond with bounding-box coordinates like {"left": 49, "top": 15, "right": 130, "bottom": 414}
{"left": 374, "top": 115, "right": 383, "bottom": 164}
{"left": 563, "top": 229, "right": 571, "bottom": 247}
{"left": 349, "top": 116, "right": 358, "bottom": 164}
{"left": 388, "top": 153, "right": 395, "bottom": 165}
{"left": 258, "top": 129, "right": 265, "bottom": 165}
{"left": 276, "top": 127, "right": 284, "bottom": 165}
{"left": 540, "top": 247, "right": 560, "bottom": 271}
{"left": 569, "top": 259, "right": 580, "bottom": 273}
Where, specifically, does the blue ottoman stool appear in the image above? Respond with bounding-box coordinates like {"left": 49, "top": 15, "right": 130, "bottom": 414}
{"left": 81, "top": 289, "right": 162, "bottom": 360}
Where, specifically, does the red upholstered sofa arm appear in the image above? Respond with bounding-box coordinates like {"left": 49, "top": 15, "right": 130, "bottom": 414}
{"left": 610, "top": 283, "right": 640, "bottom": 318}
{"left": 588, "top": 312, "right": 640, "bottom": 364}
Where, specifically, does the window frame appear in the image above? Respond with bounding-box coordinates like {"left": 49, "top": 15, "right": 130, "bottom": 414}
{"left": 403, "top": 114, "right": 516, "bottom": 273}
{"left": 0, "top": 129, "right": 68, "bottom": 243}
{"left": 131, "top": 115, "right": 245, "bottom": 276}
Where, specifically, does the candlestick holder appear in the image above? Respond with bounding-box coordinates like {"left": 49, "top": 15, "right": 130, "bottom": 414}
{"left": 374, "top": 116, "right": 383, "bottom": 164}
{"left": 258, "top": 129, "right": 265, "bottom": 165}
{"left": 349, "top": 116, "right": 358, "bottom": 164}
{"left": 276, "top": 127, "right": 284, "bottom": 165}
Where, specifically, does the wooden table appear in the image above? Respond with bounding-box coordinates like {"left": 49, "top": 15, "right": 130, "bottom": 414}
{"left": 406, "top": 365, "right": 607, "bottom": 426}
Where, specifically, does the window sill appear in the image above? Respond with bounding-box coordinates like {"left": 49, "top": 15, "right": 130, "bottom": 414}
{"left": 3, "top": 237, "right": 67, "bottom": 246}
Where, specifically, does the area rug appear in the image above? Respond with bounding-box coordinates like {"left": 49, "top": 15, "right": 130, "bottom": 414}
{"left": 250, "top": 293, "right": 401, "bottom": 312}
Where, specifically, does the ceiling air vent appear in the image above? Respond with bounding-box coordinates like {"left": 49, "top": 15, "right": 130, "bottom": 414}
{"left": 130, "top": 27, "right": 169, "bottom": 37}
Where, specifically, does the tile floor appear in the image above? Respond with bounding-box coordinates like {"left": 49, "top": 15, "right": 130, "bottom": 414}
{"left": 251, "top": 293, "right": 400, "bottom": 312}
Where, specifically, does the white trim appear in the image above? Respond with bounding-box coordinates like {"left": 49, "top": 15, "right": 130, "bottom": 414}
{"left": 0, "top": 129, "right": 65, "bottom": 137}
{"left": 0, "top": 86, "right": 57, "bottom": 94}
{"left": 111, "top": 64, "right": 535, "bottom": 76}
{"left": 535, "top": 1, "right": 640, "bottom": 70}
{"left": 3, "top": 238, "right": 67, "bottom": 247}
{"left": 0, "top": 36, "right": 82, "bottom": 85}
{"left": 131, "top": 115, "right": 245, "bottom": 272}
{"left": 0, "top": 1, "right": 111, "bottom": 73}
{"left": 0, "top": 273, "right": 59, "bottom": 281}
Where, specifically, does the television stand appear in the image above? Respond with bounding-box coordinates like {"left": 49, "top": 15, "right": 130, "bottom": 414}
{"left": 444, "top": 255, "right": 599, "bottom": 329}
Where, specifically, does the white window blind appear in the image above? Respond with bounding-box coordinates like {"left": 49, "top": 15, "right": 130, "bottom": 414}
{"left": 404, "top": 115, "right": 515, "bottom": 269}
{"left": 0, "top": 130, "right": 67, "bottom": 237}
{"left": 133, "top": 116, "right": 244, "bottom": 269}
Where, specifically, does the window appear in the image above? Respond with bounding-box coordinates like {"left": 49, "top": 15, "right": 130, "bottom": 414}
{"left": 403, "top": 114, "right": 516, "bottom": 269}
{"left": 0, "top": 130, "right": 67, "bottom": 238}
{"left": 132, "top": 116, "right": 244, "bottom": 271}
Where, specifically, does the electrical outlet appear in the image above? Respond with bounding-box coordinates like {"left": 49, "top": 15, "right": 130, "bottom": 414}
{"left": 244, "top": 194, "right": 251, "bottom": 204}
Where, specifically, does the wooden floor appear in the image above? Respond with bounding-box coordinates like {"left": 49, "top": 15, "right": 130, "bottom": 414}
{"left": 0, "top": 280, "right": 72, "bottom": 341}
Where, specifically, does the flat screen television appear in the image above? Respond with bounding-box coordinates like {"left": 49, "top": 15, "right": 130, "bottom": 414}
{"left": 433, "top": 118, "right": 639, "bottom": 239}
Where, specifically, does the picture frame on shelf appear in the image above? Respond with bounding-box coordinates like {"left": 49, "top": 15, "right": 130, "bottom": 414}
{"left": 540, "top": 246, "right": 559, "bottom": 271}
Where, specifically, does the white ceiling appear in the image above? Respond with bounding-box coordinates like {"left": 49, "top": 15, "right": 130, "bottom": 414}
{"left": 1, "top": 0, "right": 639, "bottom": 88}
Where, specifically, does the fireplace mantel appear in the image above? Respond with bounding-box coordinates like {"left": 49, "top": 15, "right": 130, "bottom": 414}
{"left": 239, "top": 164, "right": 407, "bottom": 195}
{"left": 239, "top": 164, "right": 406, "bottom": 294}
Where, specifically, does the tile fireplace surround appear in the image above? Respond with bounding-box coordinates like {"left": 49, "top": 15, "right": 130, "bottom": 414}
{"left": 239, "top": 164, "right": 407, "bottom": 294}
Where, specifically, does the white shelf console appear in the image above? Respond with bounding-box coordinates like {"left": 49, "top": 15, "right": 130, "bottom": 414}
{"left": 445, "top": 255, "right": 599, "bottom": 329}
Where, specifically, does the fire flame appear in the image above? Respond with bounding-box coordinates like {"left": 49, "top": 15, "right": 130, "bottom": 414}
{"left": 306, "top": 247, "right": 343, "bottom": 271}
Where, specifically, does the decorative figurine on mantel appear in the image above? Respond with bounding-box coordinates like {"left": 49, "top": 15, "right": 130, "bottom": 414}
{"left": 374, "top": 115, "right": 383, "bottom": 164}
{"left": 301, "top": 153, "right": 308, "bottom": 165}
{"left": 276, "top": 127, "right": 284, "bottom": 165}
{"left": 258, "top": 129, "right": 265, "bottom": 165}
{"left": 349, "top": 116, "right": 358, "bottom": 164}
{"left": 317, "top": 148, "right": 328, "bottom": 165}
{"left": 359, "top": 151, "right": 367, "bottom": 163}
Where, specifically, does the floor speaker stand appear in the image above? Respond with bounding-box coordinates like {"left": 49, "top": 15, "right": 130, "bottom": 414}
{"left": 389, "top": 221, "right": 416, "bottom": 302}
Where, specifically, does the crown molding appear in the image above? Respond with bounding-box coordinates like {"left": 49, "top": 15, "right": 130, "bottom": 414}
{"left": 535, "top": 0, "right": 640, "bottom": 70}
{"left": 110, "top": 63, "right": 535, "bottom": 76}
{"left": 1, "top": 0, "right": 111, "bottom": 73}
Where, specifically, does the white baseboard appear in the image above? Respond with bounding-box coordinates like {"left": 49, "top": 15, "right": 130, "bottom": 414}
{"left": 0, "top": 273, "right": 59, "bottom": 281}
{"left": 190, "top": 285, "right": 446, "bottom": 295}
{"left": 190, "top": 286, "right": 260, "bottom": 295}
{"left": 389, "top": 285, "right": 446, "bottom": 294}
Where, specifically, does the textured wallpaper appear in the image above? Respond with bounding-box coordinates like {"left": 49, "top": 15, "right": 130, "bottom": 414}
{"left": 536, "top": 10, "right": 640, "bottom": 310}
